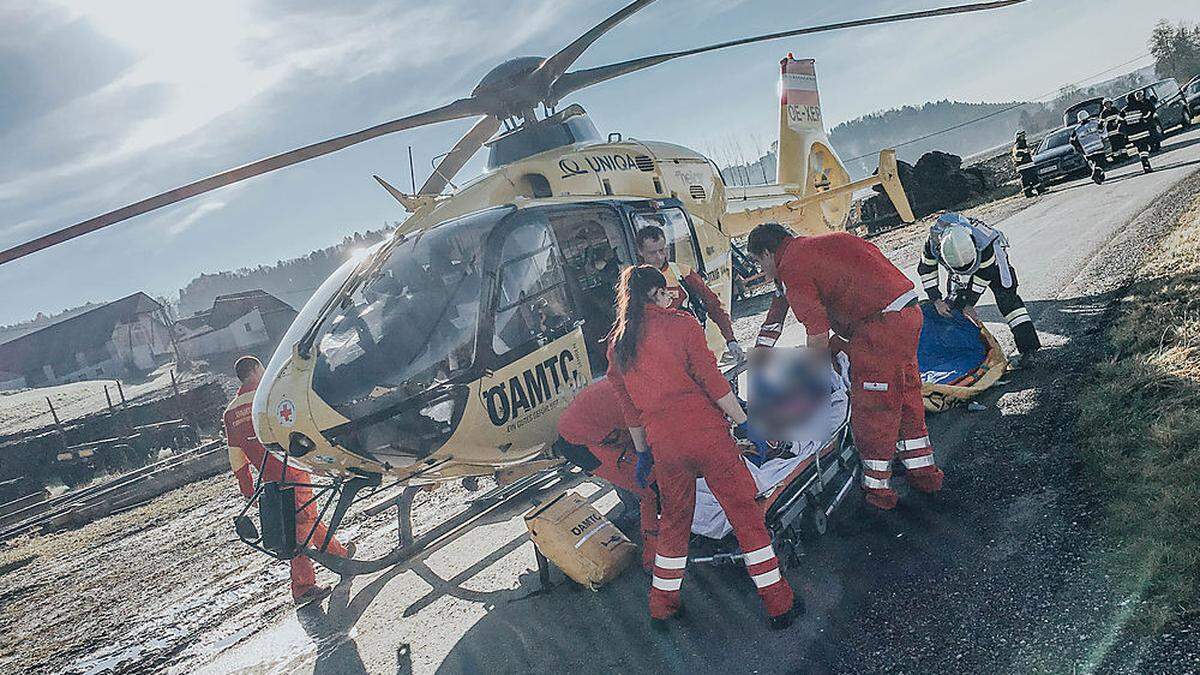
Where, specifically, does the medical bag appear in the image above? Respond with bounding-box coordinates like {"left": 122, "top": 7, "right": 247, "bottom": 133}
{"left": 524, "top": 490, "right": 635, "bottom": 590}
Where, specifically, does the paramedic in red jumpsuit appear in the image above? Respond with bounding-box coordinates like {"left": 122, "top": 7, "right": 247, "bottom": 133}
{"left": 747, "top": 224, "right": 944, "bottom": 511}
{"left": 635, "top": 224, "right": 745, "bottom": 363}
{"left": 556, "top": 379, "right": 659, "bottom": 571}
{"left": 606, "top": 265, "right": 796, "bottom": 629}
{"left": 225, "top": 356, "right": 351, "bottom": 605}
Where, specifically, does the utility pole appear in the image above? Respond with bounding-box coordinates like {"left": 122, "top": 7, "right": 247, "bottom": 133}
{"left": 160, "top": 306, "right": 186, "bottom": 369}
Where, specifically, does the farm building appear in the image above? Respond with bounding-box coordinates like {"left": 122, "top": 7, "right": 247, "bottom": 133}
{"left": 0, "top": 293, "right": 174, "bottom": 390}
{"left": 174, "top": 290, "right": 296, "bottom": 364}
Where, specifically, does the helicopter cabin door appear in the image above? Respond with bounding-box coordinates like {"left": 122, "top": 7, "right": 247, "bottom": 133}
{"left": 539, "top": 204, "right": 632, "bottom": 376}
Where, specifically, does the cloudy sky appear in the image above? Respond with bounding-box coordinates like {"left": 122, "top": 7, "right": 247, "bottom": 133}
{"left": 1, "top": 0, "right": 1195, "bottom": 324}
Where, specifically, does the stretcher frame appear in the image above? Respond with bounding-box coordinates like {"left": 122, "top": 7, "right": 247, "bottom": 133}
{"left": 689, "top": 401, "right": 857, "bottom": 570}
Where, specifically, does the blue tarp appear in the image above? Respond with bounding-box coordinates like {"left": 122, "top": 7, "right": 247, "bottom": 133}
{"left": 917, "top": 303, "right": 987, "bottom": 385}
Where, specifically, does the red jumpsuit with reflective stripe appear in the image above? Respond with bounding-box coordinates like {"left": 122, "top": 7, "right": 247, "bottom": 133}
{"left": 773, "top": 233, "right": 943, "bottom": 510}
{"left": 224, "top": 382, "right": 348, "bottom": 599}
{"left": 558, "top": 380, "right": 659, "bottom": 570}
{"left": 607, "top": 304, "right": 793, "bottom": 619}
{"left": 755, "top": 283, "right": 789, "bottom": 348}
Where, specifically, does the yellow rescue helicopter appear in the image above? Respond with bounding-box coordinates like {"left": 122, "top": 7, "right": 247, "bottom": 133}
{"left": 2, "top": 1, "right": 1026, "bottom": 563}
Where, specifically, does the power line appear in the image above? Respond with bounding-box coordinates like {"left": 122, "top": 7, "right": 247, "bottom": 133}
{"left": 844, "top": 51, "right": 1155, "bottom": 163}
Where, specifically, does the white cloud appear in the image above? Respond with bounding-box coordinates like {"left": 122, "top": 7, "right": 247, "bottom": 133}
{"left": 166, "top": 199, "right": 229, "bottom": 236}
{"left": 1, "top": 0, "right": 576, "bottom": 228}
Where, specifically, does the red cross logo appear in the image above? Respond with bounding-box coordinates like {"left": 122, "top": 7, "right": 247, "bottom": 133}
{"left": 277, "top": 399, "right": 295, "bottom": 426}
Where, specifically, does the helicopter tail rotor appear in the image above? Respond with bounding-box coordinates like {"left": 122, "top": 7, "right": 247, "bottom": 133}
{"left": 877, "top": 149, "right": 916, "bottom": 224}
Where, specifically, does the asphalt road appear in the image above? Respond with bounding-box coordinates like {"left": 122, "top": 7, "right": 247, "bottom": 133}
{"left": 199, "top": 127, "right": 1200, "bottom": 675}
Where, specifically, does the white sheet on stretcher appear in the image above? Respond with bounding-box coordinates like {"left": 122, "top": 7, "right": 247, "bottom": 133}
{"left": 691, "top": 355, "right": 851, "bottom": 539}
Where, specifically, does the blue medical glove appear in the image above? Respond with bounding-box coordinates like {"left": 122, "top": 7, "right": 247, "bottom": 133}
{"left": 635, "top": 452, "right": 654, "bottom": 488}
{"left": 736, "top": 422, "right": 772, "bottom": 464}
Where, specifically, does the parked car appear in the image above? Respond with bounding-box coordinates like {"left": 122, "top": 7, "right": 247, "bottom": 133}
{"left": 1184, "top": 76, "right": 1200, "bottom": 121}
{"left": 1118, "top": 78, "right": 1191, "bottom": 150}
{"left": 1030, "top": 126, "right": 1089, "bottom": 187}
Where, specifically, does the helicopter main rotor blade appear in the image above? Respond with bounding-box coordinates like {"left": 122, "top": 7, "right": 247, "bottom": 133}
{"left": 550, "top": 0, "right": 1028, "bottom": 102}
{"left": 419, "top": 115, "right": 502, "bottom": 195}
{"left": 0, "top": 97, "right": 484, "bottom": 266}
{"left": 534, "top": 0, "right": 657, "bottom": 85}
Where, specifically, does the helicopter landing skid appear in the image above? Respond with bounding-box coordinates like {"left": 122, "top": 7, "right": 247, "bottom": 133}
{"left": 305, "top": 464, "right": 582, "bottom": 578}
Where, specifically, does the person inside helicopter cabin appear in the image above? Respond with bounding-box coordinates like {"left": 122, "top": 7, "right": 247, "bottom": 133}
{"left": 634, "top": 224, "right": 745, "bottom": 364}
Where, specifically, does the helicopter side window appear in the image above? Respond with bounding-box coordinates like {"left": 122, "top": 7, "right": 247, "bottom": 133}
{"left": 631, "top": 207, "right": 703, "bottom": 274}
{"left": 492, "top": 218, "right": 571, "bottom": 360}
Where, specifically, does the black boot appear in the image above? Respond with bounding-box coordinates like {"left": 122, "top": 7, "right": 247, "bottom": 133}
{"left": 1011, "top": 347, "right": 1039, "bottom": 369}
{"left": 768, "top": 598, "right": 806, "bottom": 630}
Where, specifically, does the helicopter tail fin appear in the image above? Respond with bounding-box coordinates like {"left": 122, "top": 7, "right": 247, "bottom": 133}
{"left": 772, "top": 55, "right": 853, "bottom": 234}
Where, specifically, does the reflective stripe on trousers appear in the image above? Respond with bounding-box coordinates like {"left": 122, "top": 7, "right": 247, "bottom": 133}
{"left": 1005, "top": 307, "right": 1032, "bottom": 327}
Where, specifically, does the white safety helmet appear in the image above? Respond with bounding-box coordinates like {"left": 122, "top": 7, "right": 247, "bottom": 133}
{"left": 939, "top": 225, "right": 979, "bottom": 273}
{"left": 1077, "top": 110, "right": 1091, "bottom": 123}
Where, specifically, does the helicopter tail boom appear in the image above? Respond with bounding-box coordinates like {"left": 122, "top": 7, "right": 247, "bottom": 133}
{"left": 721, "top": 56, "right": 914, "bottom": 237}
{"left": 723, "top": 148, "right": 912, "bottom": 237}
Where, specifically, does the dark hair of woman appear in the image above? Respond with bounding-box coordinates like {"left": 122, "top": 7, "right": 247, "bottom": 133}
{"left": 608, "top": 264, "right": 667, "bottom": 370}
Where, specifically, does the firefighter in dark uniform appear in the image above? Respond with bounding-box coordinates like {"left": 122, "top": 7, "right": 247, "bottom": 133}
{"left": 1099, "top": 98, "right": 1125, "bottom": 156}
{"left": 1011, "top": 130, "right": 1039, "bottom": 198}
{"left": 1070, "top": 110, "right": 1106, "bottom": 184}
{"left": 1122, "top": 90, "right": 1157, "bottom": 173}
{"left": 918, "top": 213, "right": 1042, "bottom": 367}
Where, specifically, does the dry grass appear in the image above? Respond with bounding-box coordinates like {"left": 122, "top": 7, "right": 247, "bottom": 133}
{"left": 1075, "top": 196, "right": 1200, "bottom": 630}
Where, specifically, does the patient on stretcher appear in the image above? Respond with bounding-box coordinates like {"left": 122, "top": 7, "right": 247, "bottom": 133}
{"left": 693, "top": 354, "right": 851, "bottom": 539}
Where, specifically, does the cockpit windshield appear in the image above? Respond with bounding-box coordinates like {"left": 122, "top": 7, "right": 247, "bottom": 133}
{"left": 312, "top": 208, "right": 506, "bottom": 416}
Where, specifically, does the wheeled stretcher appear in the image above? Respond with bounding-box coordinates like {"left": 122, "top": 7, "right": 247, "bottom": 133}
{"left": 688, "top": 359, "right": 857, "bottom": 568}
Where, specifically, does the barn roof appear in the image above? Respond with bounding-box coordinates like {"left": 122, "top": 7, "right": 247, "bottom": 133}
{"left": 177, "top": 290, "right": 295, "bottom": 335}
{"left": 0, "top": 292, "right": 164, "bottom": 376}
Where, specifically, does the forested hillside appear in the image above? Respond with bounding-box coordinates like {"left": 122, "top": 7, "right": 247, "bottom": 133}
{"left": 720, "top": 66, "right": 1156, "bottom": 183}
{"left": 175, "top": 227, "right": 394, "bottom": 316}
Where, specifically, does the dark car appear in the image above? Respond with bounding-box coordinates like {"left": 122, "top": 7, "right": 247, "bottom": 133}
{"left": 1184, "top": 77, "right": 1200, "bottom": 120}
{"left": 1030, "top": 126, "right": 1089, "bottom": 185}
{"left": 1119, "top": 78, "right": 1192, "bottom": 149}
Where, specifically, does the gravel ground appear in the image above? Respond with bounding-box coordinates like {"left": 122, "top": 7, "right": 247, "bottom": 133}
{"left": 0, "top": 471, "right": 483, "bottom": 674}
